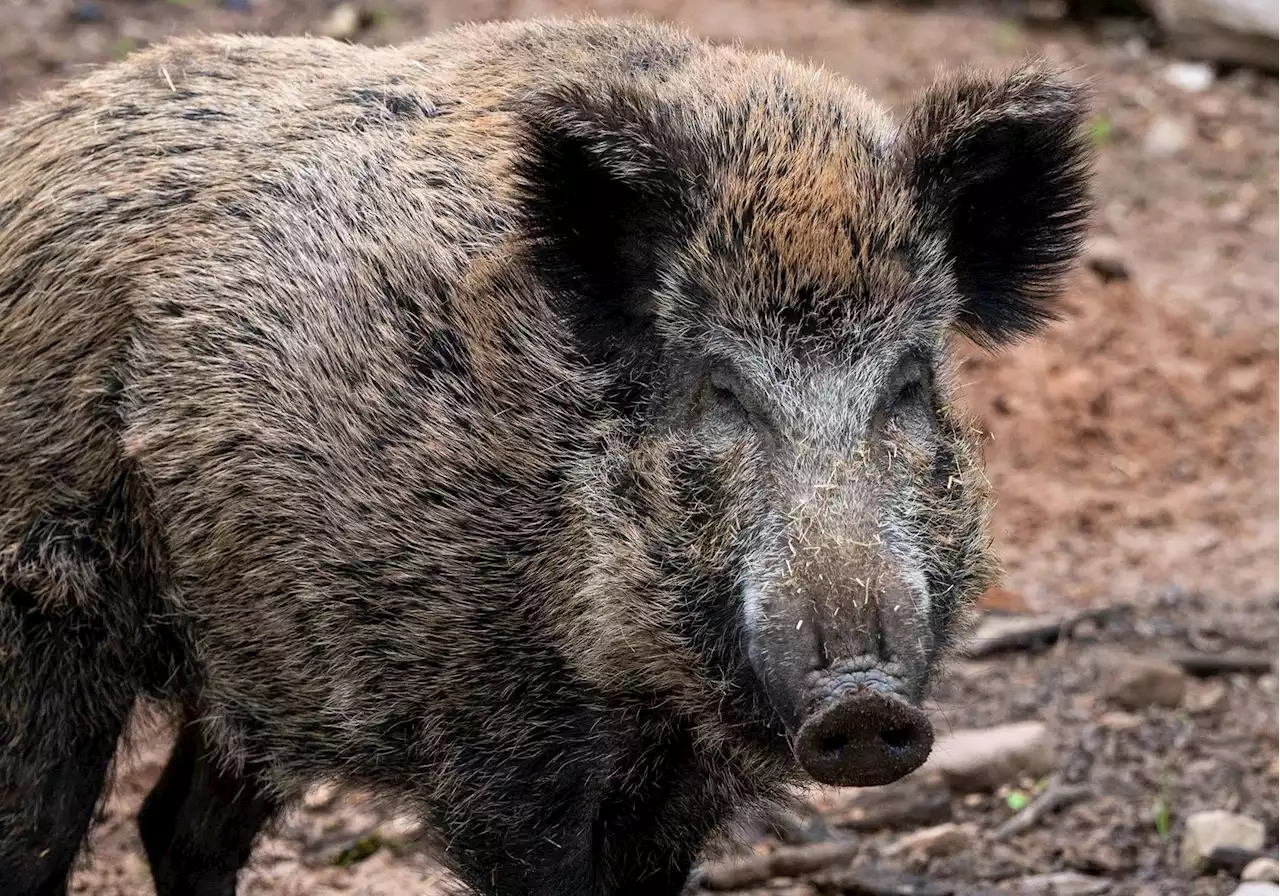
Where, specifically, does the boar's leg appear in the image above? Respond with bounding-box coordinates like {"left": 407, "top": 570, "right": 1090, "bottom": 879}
{"left": 138, "top": 717, "right": 279, "bottom": 896}
{"left": 0, "top": 586, "right": 135, "bottom": 896}
{"left": 427, "top": 732, "right": 606, "bottom": 896}
{"left": 594, "top": 736, "right": 716, "bottom": 896}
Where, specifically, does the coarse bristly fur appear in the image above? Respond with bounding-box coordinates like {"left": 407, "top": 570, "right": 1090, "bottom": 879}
{"left": 0, "top": 15, "right": 1094, "bottom": 896}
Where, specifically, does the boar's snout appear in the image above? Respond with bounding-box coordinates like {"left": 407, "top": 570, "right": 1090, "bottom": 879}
{"left": 792, "top": 674, "right": 933, "bottom": 787}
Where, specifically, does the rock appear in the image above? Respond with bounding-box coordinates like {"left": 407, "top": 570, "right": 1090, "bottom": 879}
{"left": 375, "top": 812, "right": 424, "bottom": 854}
{"left": 1139, "top": 0, "right": 1278, "bottom": 70}
{"left": 1098, "top": 710, "right": 1144, "bottom": 732}
{"left": 1012, "top": 871, "right": 1110, "bottom": 895}
{"left": 922, "top": 721, "right": 1055, "bottom": 794}
{"left": 1232, "top": 885, "right": 1280, "bottom": 896}
{"left": 1021, "top": 0, "right": 1070, "bottom": 22}
{"left": 1143, "top": 117, "right": 1192, "bottom": 157}
{"left": 1181, "top": 810, "right": 1266, "bottom": 873}
{"left": 69, "top": 2, "right": 104, "bottom": 24}
{"left": 1243, "top": 858, "right": 1280, "bottom": 882}
{"left": 1184, "top": 678, "right": 1229, "bottom": 714}
{"left": 320, "top": 4, "right": 362, "bottom": 41}
{"left": 1203, "top": 844, "right": 1275, "bottom": 875}
{"left": 1100, "top": 653, "right": 1187, "bottom": 710}
{"left": 303, "top": 782, "right": 339, "bottom": 810}
{"left": 884, "top": 822, "right": 975, "bottom": 859}
{"left": 1163, "top": 60, "right": 1216, "bottom": 91}
{"left": 1085, "top": 235, "right": 1130, "bottom": 282}
{"left": 223, "top": 0, "right": 254, "bottom": 11}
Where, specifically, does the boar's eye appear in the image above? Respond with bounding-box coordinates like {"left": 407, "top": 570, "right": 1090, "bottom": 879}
{"left": 699, "top": 365, "right": 761, "bottom": 435}
{"left": 881, "top": 351, "right": 935, "bottom": 425}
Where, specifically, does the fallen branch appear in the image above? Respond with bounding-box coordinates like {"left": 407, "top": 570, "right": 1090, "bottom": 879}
{"left": 962, "top": 606, "right": 1130, "bottom": 658}
{"left": 1169, "top": 650, "right": 1276, "bottom": 677}
{"left": 813, "top": 866, "right": 956, "bottom": 896}
{"left": 990, "top": 779, "right": 1092, "bottom": 842}
{"left": 695, "top": 838, "right": 860, "bottom": 890}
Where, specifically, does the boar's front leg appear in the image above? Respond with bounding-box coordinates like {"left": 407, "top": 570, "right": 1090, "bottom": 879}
{"left": 137, "top": 715, "right": 279, "bottom": 896}
{"left": 435, "top": 756, "right": 605, "bottom": 896}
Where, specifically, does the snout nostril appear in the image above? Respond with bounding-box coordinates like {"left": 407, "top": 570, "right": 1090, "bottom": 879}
{"left": 880, "top": 726, "right": 914, "bottom": 752}
{"left": 793, "top": 690, "right": 934, "bottom": 788}
{"left": 819, "top": 733, "right": 848, "bottom": 755}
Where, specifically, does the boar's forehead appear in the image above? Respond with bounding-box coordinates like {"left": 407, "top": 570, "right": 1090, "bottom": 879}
{"left": 660, "top": 99, "right": 955, "bottom": 362}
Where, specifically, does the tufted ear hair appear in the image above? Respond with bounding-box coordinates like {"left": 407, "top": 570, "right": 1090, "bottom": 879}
{"left": 901, "top": 63, "right": 1095, "bottom": 349}
{"left": 508, "top": 81, "right": 698, "bottom": 376}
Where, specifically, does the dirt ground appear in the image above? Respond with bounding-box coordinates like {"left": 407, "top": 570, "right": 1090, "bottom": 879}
{"left": 1, "top": 0, "right": 1275, "bottom": 894}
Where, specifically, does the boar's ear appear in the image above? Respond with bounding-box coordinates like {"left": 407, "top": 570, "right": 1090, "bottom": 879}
{"left": 901, "top": 64, "right": 1094, "bottom": 348}
{"left": 509, "top": 81, "right": 696, "bottom": 367}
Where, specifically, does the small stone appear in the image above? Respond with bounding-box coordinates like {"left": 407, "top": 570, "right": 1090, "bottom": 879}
{"left": 885, "top": 822, "right": 975, "bottom": 859}
{"left": 1144, "top": 117, "right": 1192, "bottom": 157}
{"left": 1164, "top": 61, "right": 1216, "bottom": 91}
{"left": 375, "top": 812, "right": 425, "bottom": 855}
{"left": 1013, "top": 871, "right": 1110, "bottom": 895}
{"left": 922, "top": 721, "right": 1055, "bottom": 794}
{"left": 70, "top": 1, "right": 105, "bottom": 24}
{"left": 1243, "top": 858, "right": 1280, "bottom": 882}
{"left": 1225, "top": 365, "right": 1264, "bottom": 398}
{"left": 1184, "top": 679, "right": 1229, "bottom": 715}
{"left": 1100, "top": 653, "right": 1187, "bottom": 710}
{"left": 303, "top": 782, "right": 338, "bottom": 810}
{"left": 1098, "top": 710, "right": 1144, "bottom": 732}
{"left": 1143, "top": 0, "right": 1279, "bottom": 71}
{"left": 1085, "top": 235, "right": 1130, "bottom": 282}
{"left": 1232, "top": 885, "right": 1280, "bottom": 896}
{"left": 321, "top": 4, "right": 361, "bottom": 41}
{"left": 1181, "top": 810, "right": 1266, "bottom": 873}
{"left": 1021, "top": 0, "right": 1069, "bottom": 22}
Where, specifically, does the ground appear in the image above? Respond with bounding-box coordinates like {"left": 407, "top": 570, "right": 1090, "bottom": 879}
{"left": 1, "top": 0, "right": 1275, "bottom": 894}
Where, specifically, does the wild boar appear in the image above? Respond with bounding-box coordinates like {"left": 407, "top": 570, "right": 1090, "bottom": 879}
{"left": 0, "top": 16, "right": 1092, "bottom": 896}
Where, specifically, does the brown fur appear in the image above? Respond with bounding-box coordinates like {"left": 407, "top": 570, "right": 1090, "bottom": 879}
{"left": 0, "top": 16, "right": 1092, "bottom": 896}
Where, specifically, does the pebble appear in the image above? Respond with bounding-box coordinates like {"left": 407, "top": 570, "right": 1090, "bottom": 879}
{"left": 321, "top": 4, "right": 362, "bottom": 41}
{"left": 1232, "top": 885, "right": 1280, "bottom": 896}
{"left": 1184, "top": 678, "right": 1229, "bottom": 715}
{"left": 372, "top": 812, "right": 426, "bottom": 856}
{"left": 922, "top": 721, "right": 1055, "bottom": 794}
{"left": 1100, "top": 653, "right": 1187, "bottom": 710}
{"left": 1164, "top": 61, "right": 1216, "bottom": 92}
{"left": 1181, "top": 810, "right": 1266, "bottom": 873}
{"left": 1013, "top": 871, "right": 1110, "bottom": 895}
{"left": 1085, "top": 235, "right": 1130, "bottom": 282}
{"left": 302, "top": 782, "right": 338, "bottom": 810}
{"left": 1020, "top": 0, "right": 1069, "bottom": 22}
{"left": 1098, "top": 710, "right": 1144, "bottom": 732}
{"left": 1243, "top": 858, "right": 1280, "bottom": 883}
{"left": 69, "top": 1, "right": 105, "bottom": 24}
{"left": 884, "top": 822, "right": 974, "bottom": 859}
{"left": 1143, "top": 117, "right": 1192, "bottom": 157}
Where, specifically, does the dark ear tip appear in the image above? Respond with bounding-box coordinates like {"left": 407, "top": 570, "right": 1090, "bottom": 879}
{"left": 956, "top": 299, "right": 1067, "bottom": 352}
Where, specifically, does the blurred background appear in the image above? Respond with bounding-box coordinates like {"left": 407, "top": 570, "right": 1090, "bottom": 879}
{"left": 2, "top": 0, "right": 1274, "bottom": 894}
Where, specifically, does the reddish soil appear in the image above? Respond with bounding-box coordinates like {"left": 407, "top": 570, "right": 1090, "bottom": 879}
{"left": 1, "top": 1, "right": 1275, "bottom": 894}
